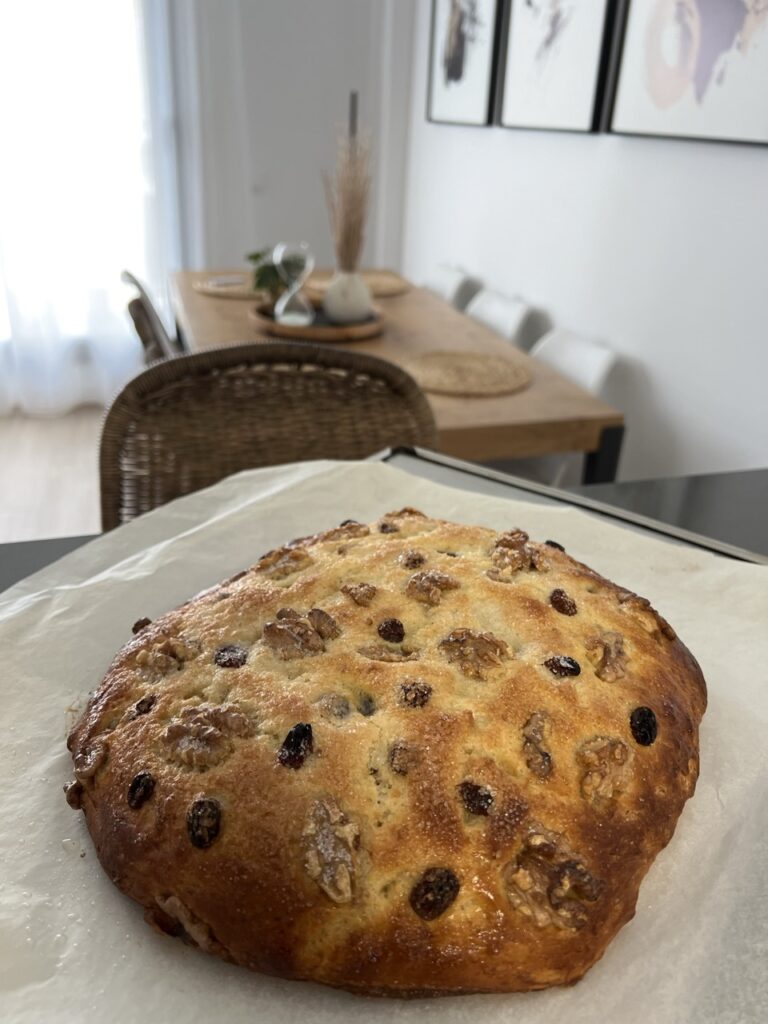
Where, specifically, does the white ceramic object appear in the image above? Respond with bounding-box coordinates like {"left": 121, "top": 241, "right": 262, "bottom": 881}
{"left": 322, "top": 271, "right": 372, "bottom": 324}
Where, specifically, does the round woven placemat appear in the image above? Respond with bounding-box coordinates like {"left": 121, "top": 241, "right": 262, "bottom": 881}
{"left": 403, "top": 350, "right": 532, "bottom": 397}
{"left": 306, "top": 269, "right": 410, "bottom": 299}
{"left": 194, "top": 275, "right": 263, "bottom": 300}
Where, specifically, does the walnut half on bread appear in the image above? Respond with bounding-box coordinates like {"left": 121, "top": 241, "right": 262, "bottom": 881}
{"left": 66, "top": 511, "right": 706, "bottom": 997}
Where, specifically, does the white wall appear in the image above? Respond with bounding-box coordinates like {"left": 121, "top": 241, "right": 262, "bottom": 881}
{"left": 401, "top": 1, "right": 768, "bottom": 481}
{"left": 171, "top": 0, "right": 413, "bottom": 272}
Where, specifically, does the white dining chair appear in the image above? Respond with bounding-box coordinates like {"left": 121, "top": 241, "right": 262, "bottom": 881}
{"left": 529, "top": 329, "right": 616, "bottom": 395}
{"left": 464, "top": 288, "right": 538, "bottom": 349}
{"left": 423, "top": 265, "right": 482, "bottom": 311}
{"left": 489, "top": 329, "right": 619, "bottom": 487}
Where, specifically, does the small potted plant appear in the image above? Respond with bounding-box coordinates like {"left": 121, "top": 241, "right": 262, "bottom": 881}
{"left": 246, "top": 248, "right": 284, "bottom": 310}
{"left": 245, "top": 247, "right": 308, "bottom": 312}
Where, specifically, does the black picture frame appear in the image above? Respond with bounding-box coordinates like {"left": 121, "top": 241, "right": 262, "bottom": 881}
{"left": 426, "top": 0, "right": 504, "bottom": 127}
{"left": 606, "top": 0, "right": 768, "bottom": 147}
{"left": 494, "top": 0, "right": 621, "bottom": 135}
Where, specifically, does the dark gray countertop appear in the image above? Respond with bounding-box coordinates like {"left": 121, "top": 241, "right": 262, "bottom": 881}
{"left": 570, "top": 466, "right": 768, "bottom": 559}
{"left": 0, "top": 534, "right": 95, "bottom": 594}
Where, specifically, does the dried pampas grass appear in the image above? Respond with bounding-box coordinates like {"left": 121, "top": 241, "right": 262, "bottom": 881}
{"left": 323, "top": 136, "right": 371, "bottom": 273}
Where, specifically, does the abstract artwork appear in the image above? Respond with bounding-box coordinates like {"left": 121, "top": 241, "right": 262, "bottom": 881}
{"left": 498, "top": 1, "right": 613, "bottom": 132}
{"left": 428, "top": 0, "right": 502, "bottom": 125}
{"left": 611, "top": 0, "right": 768, "bottom": 144}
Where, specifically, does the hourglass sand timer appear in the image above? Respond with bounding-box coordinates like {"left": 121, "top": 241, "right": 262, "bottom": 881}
{"left": 272, "top": 242, "right": 315, "bottom": 327}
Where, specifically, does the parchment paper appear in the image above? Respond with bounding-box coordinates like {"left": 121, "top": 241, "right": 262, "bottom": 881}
{"left": 2, "top": 460, "right": 766, "bottom": 1024}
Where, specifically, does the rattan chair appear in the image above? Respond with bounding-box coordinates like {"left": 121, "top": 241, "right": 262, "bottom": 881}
{"left": 100, "top": 342, "right": 438, "bottom": 530}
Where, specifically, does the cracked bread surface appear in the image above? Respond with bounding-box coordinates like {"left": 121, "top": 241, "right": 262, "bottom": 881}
{"left": 66, "top": 508, "right": 706, "bottom": 996}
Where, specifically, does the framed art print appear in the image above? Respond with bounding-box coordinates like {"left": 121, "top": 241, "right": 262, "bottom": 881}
{"left": 498, "top": 0, "right": 615, "bottom": 132}
{"left": 610, "top": 0, "right": 768, "bottom": 145}
{"left": 427, "top": 0, "right": 502, "bottom": 126}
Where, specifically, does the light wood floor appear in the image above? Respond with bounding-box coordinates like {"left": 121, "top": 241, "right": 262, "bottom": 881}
{"left": 0, "top": 408, "right": 103, "bottom": 542}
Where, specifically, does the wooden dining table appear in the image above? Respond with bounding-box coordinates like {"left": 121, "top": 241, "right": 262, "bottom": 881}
{"left": 169, "top": 271, "right": 625, "bottom": 483}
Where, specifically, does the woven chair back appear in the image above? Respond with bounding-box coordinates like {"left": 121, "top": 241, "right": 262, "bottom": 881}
{"left": 100, "top": 341, "right": 438, "bottom": 530}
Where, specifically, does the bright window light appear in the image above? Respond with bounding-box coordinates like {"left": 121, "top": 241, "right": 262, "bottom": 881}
{"left": 0, "top": 0, "right": 150, "bottom": 337}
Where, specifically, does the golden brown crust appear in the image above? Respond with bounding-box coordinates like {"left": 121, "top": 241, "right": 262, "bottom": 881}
{"left": 66, "top": 512, "right": 706, "bottom": 996}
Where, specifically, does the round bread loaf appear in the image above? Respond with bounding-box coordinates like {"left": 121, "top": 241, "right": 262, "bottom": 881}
{"left": 66, "top": 509, "right": 706, "bottom": 996}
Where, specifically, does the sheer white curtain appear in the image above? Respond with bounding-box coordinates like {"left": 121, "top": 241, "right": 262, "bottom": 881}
{"left": 0, "top": 1, "right": 179, "bottom": 416}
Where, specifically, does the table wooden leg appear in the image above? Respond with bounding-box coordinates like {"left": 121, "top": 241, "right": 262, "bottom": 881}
{"left": 583, "top": 425, "right": 624, "bottom": 484}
